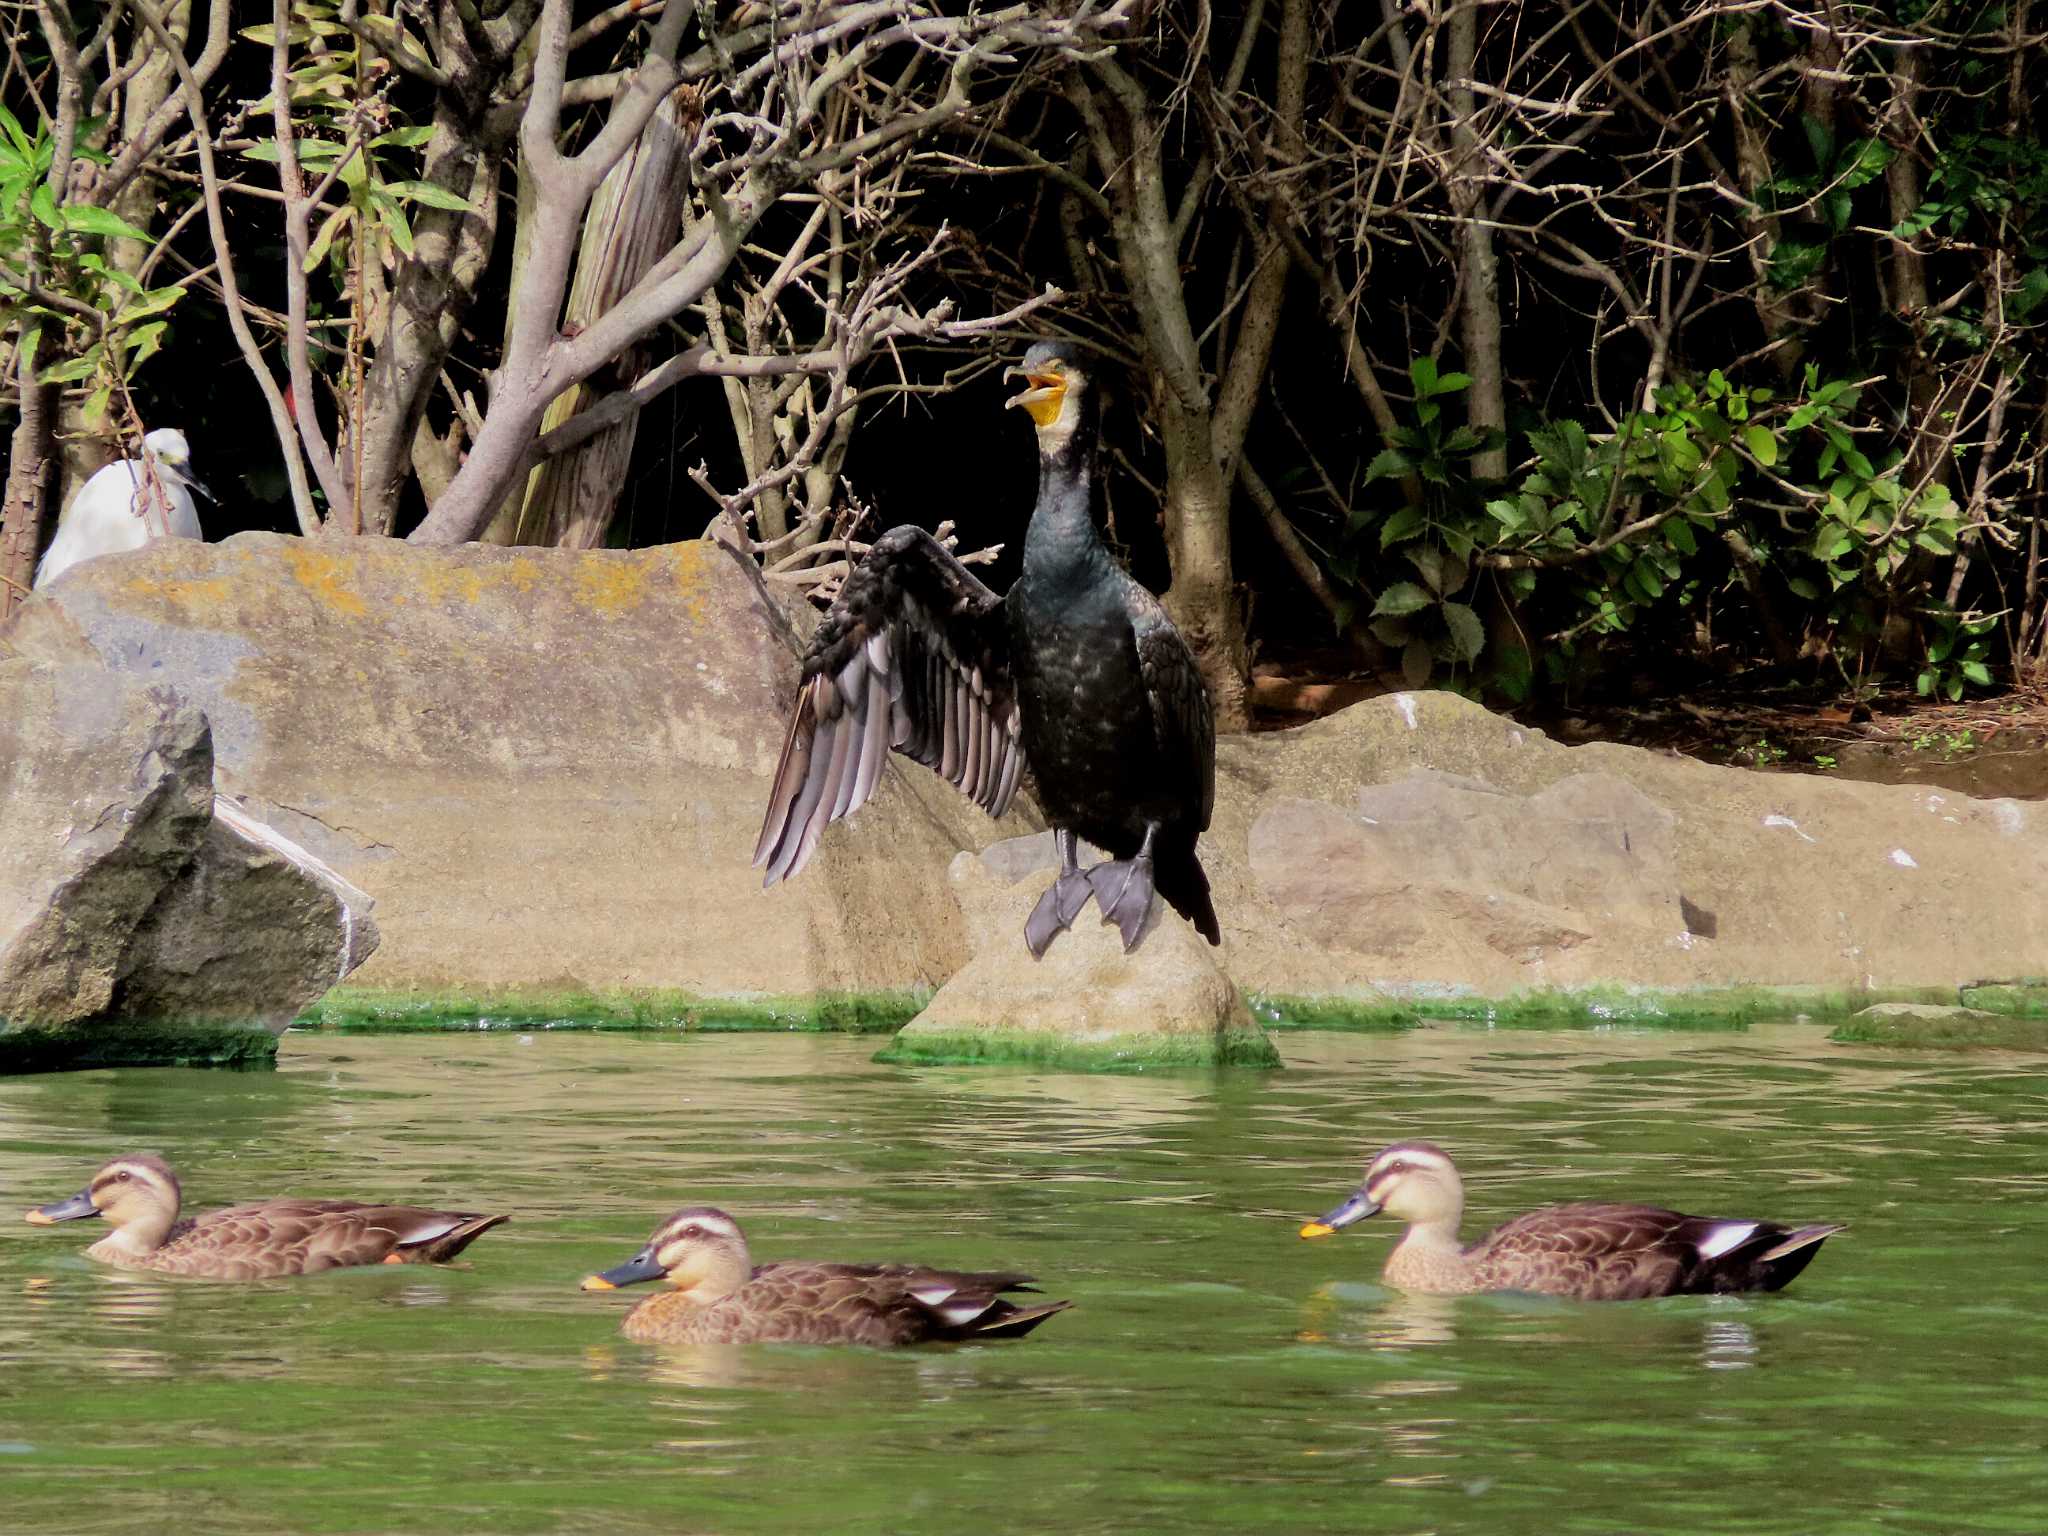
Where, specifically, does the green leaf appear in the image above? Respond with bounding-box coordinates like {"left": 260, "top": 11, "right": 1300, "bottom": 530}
{"left": 123, "top": 319, "right": 167, "bottom": 372}
{"left": 384, "top": 179, "right": 472, "bottom": 212}
{"left": 1361, "top": 448, "right": 1411, "bottom": 485}
{"left": 305, "top": 203, "right": 353, "bottom": 271}
{"left": 1377, "top": 505, "right": 1426, "bottom": 549}
{"left": 1961, "top": 660, "right": 1993, "bottom": 687}
{"left": 38, "top": 343, "right": 103, "bottom": 384}
{"left": 1373, "top": 581, "right": 1435, "bottom": 619}
{"left": 82, "top": 383, "right": 111, "bottom": 428}
{"left": 370, "top": 190, "right": 414, "bottom": 256}
{"left": 17, "top": 320, "right": 39, "bottom": 378}
{"left": 1432, "top": 371, "right": 1471, "bottom": 395}
{"left": 1916, "top": 669, "right": 1936, "bottom": 697}
{"left": 1744, "top": 425, "right": 1778, "bottom": 467}
{"left": 62, "top": 204, "right": 151, "bottom": 243}
{"left": 1768, "top": 239, "right": 1827, "bottom": 289}
{"left": 1409, "top": 354, "right": 1439, "bottom": 398}
{"left": 1486, "top": 497, "right": 1525, "bottom": 531}
{"left": 114, "top": 285, "right": 184, "bottom": 325}
{"left": 0, "top": 103, "right": 31, "bottom": 161}
{"left": 29, "top": 182, "right": 60, "bottom": 230}
{"left": 372, "top": 127, "right": 437, "bottom": 149}
{"left": 1441, "top": 602, "right": 1485, "bottom": 664}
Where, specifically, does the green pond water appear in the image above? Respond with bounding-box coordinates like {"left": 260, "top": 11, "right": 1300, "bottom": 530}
{"left": 2, "top": 1024, "right": 2044, "bottom": 1534}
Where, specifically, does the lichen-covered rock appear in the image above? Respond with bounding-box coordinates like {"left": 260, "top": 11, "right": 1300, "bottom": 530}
{"left": 880, "top": 850, "right": 1277, "bottom": 1069}
{"left": 0, "top": 657, "right": 379, "bottom": 1069}
{"left": 4, "top": 533, "right": 1035, "bottom": 999}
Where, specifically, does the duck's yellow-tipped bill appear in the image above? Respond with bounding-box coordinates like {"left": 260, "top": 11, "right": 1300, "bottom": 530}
{"left": 1299, "top": 1221, "right": 1336, "bottom": 1239}
{"left": 23, "top": 1208, "right": 56, "bottom": 1226}
{"left": 580, "top": 1274, "right": 617, "bottom": 1291}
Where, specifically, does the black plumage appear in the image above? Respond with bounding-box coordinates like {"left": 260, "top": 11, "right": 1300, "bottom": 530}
{"left": 754, "top": 340, "right": 1219, "bottom": 955}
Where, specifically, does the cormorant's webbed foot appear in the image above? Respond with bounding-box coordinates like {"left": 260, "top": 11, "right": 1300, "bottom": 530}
{"left": 1087, "top": 823, "right": 1160, "bottom": 952}
{"left": 1085, "top": 857, "right": 1155, "bottom": 952}
{"left": 1023, "top": 829, "right": 1089, "bottom": 958}
{"left": 1024, "top": 869, "right": 1094, "bottom": 957}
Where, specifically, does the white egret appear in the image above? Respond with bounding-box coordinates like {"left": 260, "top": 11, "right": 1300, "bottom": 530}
{"left": 34, "top": 428, "right": 212, "bottom": 589}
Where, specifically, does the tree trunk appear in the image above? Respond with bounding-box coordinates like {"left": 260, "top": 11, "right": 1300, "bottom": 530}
{"left": 492, "top": 93, "right": 690, "bottom": 547}
{"left": 1076, "top": 63, "right": 1250, "bottom": 728}
{"left": 1448, "top": 0, "right": 1508, "bottom": 480}
{"left": 0, "top": 381, "right": 55, "bottom": 616}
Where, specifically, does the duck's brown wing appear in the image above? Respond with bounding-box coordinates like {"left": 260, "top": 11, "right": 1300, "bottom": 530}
{"left": 1469, "top": 1203, "right": 1839, "bottom": 1300}
{"left": 1467, "top": 1203, "right": 1696, "bottom": 1300}
{"left": 754, "top": 526, "right": 1023, "bottom": 885}
{"left": 689, "top": 1263, "right": 1068, "bottom": 1346}
{"left": 158, "top": 1200, "right": 505, "bottom": 1278}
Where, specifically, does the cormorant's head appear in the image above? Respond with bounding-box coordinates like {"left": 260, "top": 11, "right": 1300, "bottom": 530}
{"left": 1004, "top": 340, "right": 1092, "bottom": 456}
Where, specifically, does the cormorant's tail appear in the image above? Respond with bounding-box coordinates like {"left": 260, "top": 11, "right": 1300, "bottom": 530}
{"left": 1156, "top": 848, "right": 1220, "bottom": 946}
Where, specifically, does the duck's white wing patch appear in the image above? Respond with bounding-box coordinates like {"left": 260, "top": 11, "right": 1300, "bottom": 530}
{"left": 1695, "top": 1221, "right": 1759, "bottom": 1260}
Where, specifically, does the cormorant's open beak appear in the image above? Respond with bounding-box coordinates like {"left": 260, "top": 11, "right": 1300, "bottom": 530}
{"left": 580, "top": 1247, "right": 667, "bottom": 1291}
{"left": 1299, "top": 1189, "right": 1380, "bottom": 1239}
{"left": 1003, "top": 366, "right": 1068, "bottom": 426}
{"left": 25, "top": 1188, "right": 99, "bottom": 1226}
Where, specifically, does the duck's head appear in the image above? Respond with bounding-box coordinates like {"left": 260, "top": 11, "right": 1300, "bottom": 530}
{"left": 25, "top": 1153, "right": 183, "bottom": 1249}
{"left": 140, "top": 428, "right": 213, "bottom": 501}
{"left": 580, "top": 1206, "right": 752, "bottom": 1303}
{"left": 1004, "top": 340, "right": 1093, "bottom": 455}
{"left": 1300, "top": 1140, "right": 1464, "bottom": 1238}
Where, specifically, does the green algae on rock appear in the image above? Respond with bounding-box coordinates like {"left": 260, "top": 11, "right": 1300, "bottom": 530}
{"left": 294, "top": 986, "right": 924, "bottom": 1035}
{"left": 1831, "top": 1002, "right": 2048, "bottom": 1050}
{"left": 0, "top": 1021, "right": 278, "bottom": 1073}
{"left": 874, "top": 1023, "right": 1280, "bottom": 1071}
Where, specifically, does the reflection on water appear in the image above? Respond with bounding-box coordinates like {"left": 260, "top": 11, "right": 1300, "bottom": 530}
{"left": 2, "top": 1024, "right": 2046, "bottom": 1535}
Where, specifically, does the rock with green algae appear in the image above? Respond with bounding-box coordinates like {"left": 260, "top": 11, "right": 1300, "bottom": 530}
{"left": 878, "top": 853, "right": 1279, "bottom": 1071}
{"left": 1832, "top": 1001, "right": 2048, "bottom": 1050}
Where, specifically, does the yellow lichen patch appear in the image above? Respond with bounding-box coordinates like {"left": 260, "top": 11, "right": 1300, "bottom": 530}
{"left": 283, "top": 546, "right": 369, "bottom": 618}
{"left": 665, "top": 540, "right": 718, "bottom": 631}
{"left": 574, "top": 554, "right": 653, "bottom": 614}
{"left": 411, "top": 562, "right": 490, "bottom": 608}
{"left": 121, "top": 575, "right": 233, "bottom": 611}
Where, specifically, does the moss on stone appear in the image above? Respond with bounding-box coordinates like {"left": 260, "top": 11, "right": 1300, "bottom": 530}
{"left": 294, "top": 986, "right": 924, "bottom": 1035}
{"left": 0, "top": 1022, "right": 278, "bottom": 1074}
{"left": 872, "top": 1024, "right": 1281, "bottom": 1072}
{"left": 1830, "top": 1011, "right": 2048, "bottom": 1050}
{"left": 1956, "top": 983, "right": 2048, "bottom": 1017}
{"left": 1248, "top": 994, "right": 1422, "bottom": 1031}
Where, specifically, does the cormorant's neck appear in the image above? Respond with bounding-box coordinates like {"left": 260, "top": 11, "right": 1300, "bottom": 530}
{"left": 1024, "top": 434, "right": 1108, "bottom": 578}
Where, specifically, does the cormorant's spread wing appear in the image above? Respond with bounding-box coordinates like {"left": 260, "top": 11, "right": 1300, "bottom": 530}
{"left": 1129, "top": 589, "right": 1216, "bottom": 830}
{"left": 754, "top": 525, "right": 1023, "bottom": 884}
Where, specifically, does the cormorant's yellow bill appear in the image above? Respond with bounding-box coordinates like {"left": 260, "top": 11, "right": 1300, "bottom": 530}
{"left": 1004, "top": 363, "right": 1069, "bottom": 428}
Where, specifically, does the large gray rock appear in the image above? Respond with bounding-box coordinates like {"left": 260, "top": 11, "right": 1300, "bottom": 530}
{"left": 14, "top": 535, "right": 2048, "bottom": 1030}
{"left": 0, "top": 659, "right": 213, "bottom": 1024}
{"left": 881, "top": 850, "right": 1277, "bottom": 1068}
{"left": 1207, "top": 690, "right": 2048, "bottom": 998}
{"left": 0, "top": 658, "right": 377, "bottom": 1068}
{"left": 4, "top": 533, "right": 1035, "bottom": 1001}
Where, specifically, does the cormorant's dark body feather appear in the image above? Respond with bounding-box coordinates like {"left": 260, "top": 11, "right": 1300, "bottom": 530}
{"left": 755, "top": 341, "right": 1219, "bottom": 949}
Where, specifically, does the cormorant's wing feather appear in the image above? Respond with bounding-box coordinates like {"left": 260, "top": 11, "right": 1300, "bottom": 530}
{"left": 755, "top": 525, "right": 1021, "bottom": 884}
{"left": 1128, "top": 585, "right": 1216, "bottom": 831}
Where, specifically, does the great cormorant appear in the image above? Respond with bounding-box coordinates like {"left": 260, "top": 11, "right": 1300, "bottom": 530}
{"left": 753, "top": 340, "right": 1220, "bottom": 955}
